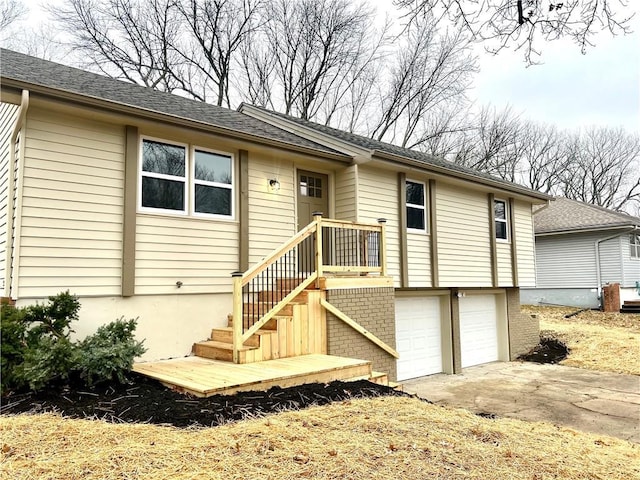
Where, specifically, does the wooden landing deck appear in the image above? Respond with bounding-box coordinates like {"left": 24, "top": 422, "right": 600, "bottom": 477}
{"left": 132, "top": 354, "right": 372, "bottom": 397}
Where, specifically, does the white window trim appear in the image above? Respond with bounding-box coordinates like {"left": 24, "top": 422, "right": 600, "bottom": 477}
{"left": 494, "top": 198, "right": 509, "bottom": 242}
{"left": 406, "top": 179, "right": 427, "bottom": 234}
{"left": 631, "top": 233, "right": 640, "bottom": 259}
{"left": 191, "top": 146, "right": 235, "bottom": 220}
{"left": 137, "top": 136, "right": 236, "bottom": 221}
{"left": 138, "top": 136, "right": 188, "bottom": 216}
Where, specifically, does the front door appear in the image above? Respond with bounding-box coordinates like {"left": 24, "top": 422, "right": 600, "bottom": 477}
{"left": 297, "top": 170, "right": 329, "bottom": 230}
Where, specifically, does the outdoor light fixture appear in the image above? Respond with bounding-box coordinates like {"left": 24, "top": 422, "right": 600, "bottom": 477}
{"left": 269, "top": 179, "right": 281, "bottom": 192}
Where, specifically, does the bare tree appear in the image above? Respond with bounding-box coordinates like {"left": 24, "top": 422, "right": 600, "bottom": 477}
{"left": 562, "top": 127, "right": 640, "bottom": 212}
{"left": 368, "top": 14, "right": 477, "bottom": 148}
{"left": 0, "top": 0, "right": 26, "bottom": 32}
{"left": 394, "top": 0, "right": 635, "bottom": 63}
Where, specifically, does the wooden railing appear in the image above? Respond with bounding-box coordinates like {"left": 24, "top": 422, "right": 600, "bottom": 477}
{"left": 231, "top": 214, "right": 387, "bottom": 363}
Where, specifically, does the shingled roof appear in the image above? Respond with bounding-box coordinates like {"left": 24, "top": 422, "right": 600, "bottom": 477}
{"left": 534, "top": 197, "right": 640, "bottom": 234}
{"left": 0, "top": 49, "right": 345, "bottom": 158}
{"left": 240, "top": 104, "right": 551, "bottom": 201}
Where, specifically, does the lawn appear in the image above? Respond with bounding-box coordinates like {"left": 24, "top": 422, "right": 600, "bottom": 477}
{"left": 2, "top": 396, "right": 638, "bottom": 480}
{"left": 522, "top": 305, "right": 640, "bottom": 376}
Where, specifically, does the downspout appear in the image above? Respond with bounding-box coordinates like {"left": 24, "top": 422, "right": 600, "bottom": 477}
{"left": 595, "top": 226, "right": 637, "bottom": 306}
{"left": 4, "top": 89, "right": 29, "bottom": 299}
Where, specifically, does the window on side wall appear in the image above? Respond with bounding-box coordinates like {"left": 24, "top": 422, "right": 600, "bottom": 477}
{"left": 406, "top": 180, "right": 426, "bottom": 232}
{"left": 494, "top": 199, "right": 508, "bottom": 241}
{"left": 631, "top": 233, "right": 640, "bottom": 259}
{"left": 139, "top": 137, "right": 234, "bottom": 219}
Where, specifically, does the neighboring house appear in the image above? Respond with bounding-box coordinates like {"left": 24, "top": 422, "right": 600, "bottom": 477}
{"left": 0, "top": 49, "right": 551, "bottom": 382}
{"left": 521, "top": 197, "right": 640, "bottom": 309}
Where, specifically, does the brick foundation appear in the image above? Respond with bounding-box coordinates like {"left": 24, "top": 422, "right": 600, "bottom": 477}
{"left": 506, "top": 287, "right": 539, "bottom": 359}
{"left": 325, "top": 287, "right": 397, "bottom": 381}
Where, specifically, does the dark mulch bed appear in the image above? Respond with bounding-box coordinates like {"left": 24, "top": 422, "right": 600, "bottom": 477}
{"left": 1, "top": 373, "right": 405, "bottom": 428}
{"left": 519, "top": 336, "right": 569, "bottom": 364}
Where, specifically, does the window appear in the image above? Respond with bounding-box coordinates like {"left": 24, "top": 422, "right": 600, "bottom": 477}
{"left": 141, "top": 139, "right": 186, "bottom": 212}
{"left": 631, "top": 233, "right": 640, "bottom": 259}
{"left": 494, "top": 199, "right": 508, "bottom": 240}
{"left": 299, "top": 174, "right": 323, "bottom": 198}
{"left": 140, "top": 137, "right": 234, "bottom": 218}
{"left": 406, "top": 180, "right": 426, "bottom": 232}
{"left": 193, "top": 149, "right": 233, "bottom": 216}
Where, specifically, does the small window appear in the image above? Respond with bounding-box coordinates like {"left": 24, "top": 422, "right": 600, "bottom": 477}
{"left": 141, "top": 139, "right": 186, "bottom": 212}
{"left": 631, "top": 233, "right": 640, "bottom": 259}
{"left": 193, "top": 149, "right": 233, "bottom": 217}
{"left": 406, "top": 180, "right": 426, "bottom": 232}
{"left": 300, "top": 175, "right": 323, "bottom": 198}
{"left": 494, "top": 199, "right": 508, "bottom": 240}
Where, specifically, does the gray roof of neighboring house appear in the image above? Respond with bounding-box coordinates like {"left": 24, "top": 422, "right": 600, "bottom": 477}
{"left": 0, "top": 49, "right": 344, "bottom": 157}
{"left": 534, "top": 197, "right": 640, "bottom": 234}
{"left": 242, "top": 105, "right": 551, "bottom": 200}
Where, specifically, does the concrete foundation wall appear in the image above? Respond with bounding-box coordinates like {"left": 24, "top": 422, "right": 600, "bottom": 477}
{"left": 520, "top": 288, "right": 600, "bottom": 309}
{"left": 325, "top": 287, "right": 397, "bottom": 381}
{"left": 507, "top": 288, "right": 539, "bottom": 359}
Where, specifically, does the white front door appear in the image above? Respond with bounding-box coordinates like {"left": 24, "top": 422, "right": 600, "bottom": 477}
{"left": 459, "top": 294, "right": 499, "bottom": 368}
{"left": 395, "top": 296, "right": 443, "bottom": 381}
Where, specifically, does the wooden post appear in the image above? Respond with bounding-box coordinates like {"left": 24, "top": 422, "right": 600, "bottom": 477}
{"left": 378, "top": 218, "right": 387, "bottom": 277}
{"left": 313, "top": 212, "right": 323, "bottom": 282}
{"left": 231, "top": 271, "right": 243, "bottom": 364}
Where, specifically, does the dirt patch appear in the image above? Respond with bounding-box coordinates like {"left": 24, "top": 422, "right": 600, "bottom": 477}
{"left": 518, "top": 336, "right": 569, "bottom": 364}
{"left": 0, "top": 373, "right": 404, "bottom": 427}
{"left": 522, "top": 305, "right": 640, "bottom": 331}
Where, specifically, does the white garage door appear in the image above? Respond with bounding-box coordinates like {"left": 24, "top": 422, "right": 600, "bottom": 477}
{"left": 395, "top": 296, "right": 442, "bottom": 381}
{"left": 459, "top": 294, "right": 499, "bottom": 368}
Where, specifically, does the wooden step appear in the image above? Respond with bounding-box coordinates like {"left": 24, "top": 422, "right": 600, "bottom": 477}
{"left": 228, "top": 315, "right": 278, "bottom": 330}
{"left": 243, "top": 302, "right": 294, "bottom": 316}
{"left": 388, "top": 381, "right": 403, "bottom": 392}
{"left": 193, "top": 340, "right": 256, "bottom": 363}
{"left": 623, "top": 300, "right": 640, "bottom": 306}
{"left": 211, "top": 327, "right": 277, "bottom": 347}
{"left": 258, "top": 289, "right": 310, "bottom": 303}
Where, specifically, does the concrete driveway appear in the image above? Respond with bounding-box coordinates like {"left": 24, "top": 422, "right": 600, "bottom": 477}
{"left": 402, "top": 362, "right": 640, "bottom": 443}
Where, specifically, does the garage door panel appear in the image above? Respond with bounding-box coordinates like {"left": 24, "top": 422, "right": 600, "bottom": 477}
{"left": 395, "top": 296, "right": 442, "bottom": 380}
{"left": 459, "top": 294, "right": 499, "bottom": 368}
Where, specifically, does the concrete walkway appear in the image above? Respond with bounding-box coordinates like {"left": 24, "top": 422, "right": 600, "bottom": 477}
{"left": 402, "top": 362, "right": 640, "bottom": 443}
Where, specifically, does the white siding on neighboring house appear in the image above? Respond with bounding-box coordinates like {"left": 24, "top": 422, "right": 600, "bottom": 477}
{"left": 357, "top": 165, "right": 401, "bottom": 285}
{"left": 436, "top": 184, "right": 492, "bottom": 287}
{"left": 0, "top": 103, "right": 18, "bottom": 296}
{"left": 535, "top": 232, "right": 604, "bottom": 288}
{"left": 334, "top": 164, "right": 357, "bottom": 222}
{"left": 248, "top": 155, "right": 296, "bottom": 265}
{"left": 599, "top": 236, "right": 623, "bottom": 286}
{"left": 135, "top": 215, "right": 238, "bottom": 295}
{"left": 514, "top": 201, "right": 536, "bottom": 287}
{"left": 621, "top": 233, "right": 640, "bottom": 288}
{"left": 496, "top": 242, "right": 513, "bottom": 287}
{"left": 407, "top": 233, "right": 431, "bottom": 287}
{"left": 19, "top": 108, "right": 125, "bottom": 298}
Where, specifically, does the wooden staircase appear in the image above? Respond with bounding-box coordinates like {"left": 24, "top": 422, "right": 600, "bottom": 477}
{"left": 192, "top": 277, "right": 395, "bottom": 388}
{"left": 620, "top": 300, "right": 640, "bottom": 314}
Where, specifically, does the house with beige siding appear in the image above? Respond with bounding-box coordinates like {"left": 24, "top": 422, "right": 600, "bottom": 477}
{"left": 521, "top": 197, "right": 640, "bottom": 310}
{"left": 0, "top": 49, "right": 550, "bottom": 383}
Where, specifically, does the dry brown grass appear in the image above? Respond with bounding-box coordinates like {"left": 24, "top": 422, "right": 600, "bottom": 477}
{"left": 2, "top": 396, "right": 638, "bottom": 480}
{"left": 523, "top": 305, "right": 640, "bottom": 375}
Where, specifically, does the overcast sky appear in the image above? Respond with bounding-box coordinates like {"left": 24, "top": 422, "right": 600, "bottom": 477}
{"left": 16, "top": 0, "right": 640, "bottom": 133}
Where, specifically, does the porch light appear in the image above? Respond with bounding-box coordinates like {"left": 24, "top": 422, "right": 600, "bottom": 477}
{"left": 269, "top": 179, "right": 281, "bottom": 192}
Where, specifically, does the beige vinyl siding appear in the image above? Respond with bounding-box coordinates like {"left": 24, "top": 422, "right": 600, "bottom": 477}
{"left": 335, "top": 164, "right": 357, "bottom": 222}
{"left": 248, "top": 156, "right": 296, "bottom": 264}
{"left": 357, "top": 166, "right": 400, "bottom": 285}
{"left": 407, "top": 233, "right": 431, "bottom": 287}
{"left": 436, "top": 184, "right": 492, "bottom": 287}
{"left": 0, "top": 103, "right": 18, "bottom": 295}
{"left": 514, "top": 200, "right": 536, "bottom": 287}
{"left": 496, "top": 242, "right": 513, "bottom": 287}
{"left": 18, "top": 108, "right": 125, "bottom": 297}
{"left": 135, "top": 214, "right": 238, "bottom": 294}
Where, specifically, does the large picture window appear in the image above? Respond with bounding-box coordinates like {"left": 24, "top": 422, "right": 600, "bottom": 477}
{"left": 406, "top": 180, "right": 426, "bottom": 232}
{"left": 494, "top": 199, "right": 508, "bottom": 240}
{"left": 631, "top": 233, "right": 640, "bottom": 259}
{"left": 139, "top": 137, "right": 234, "bottom": 219}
